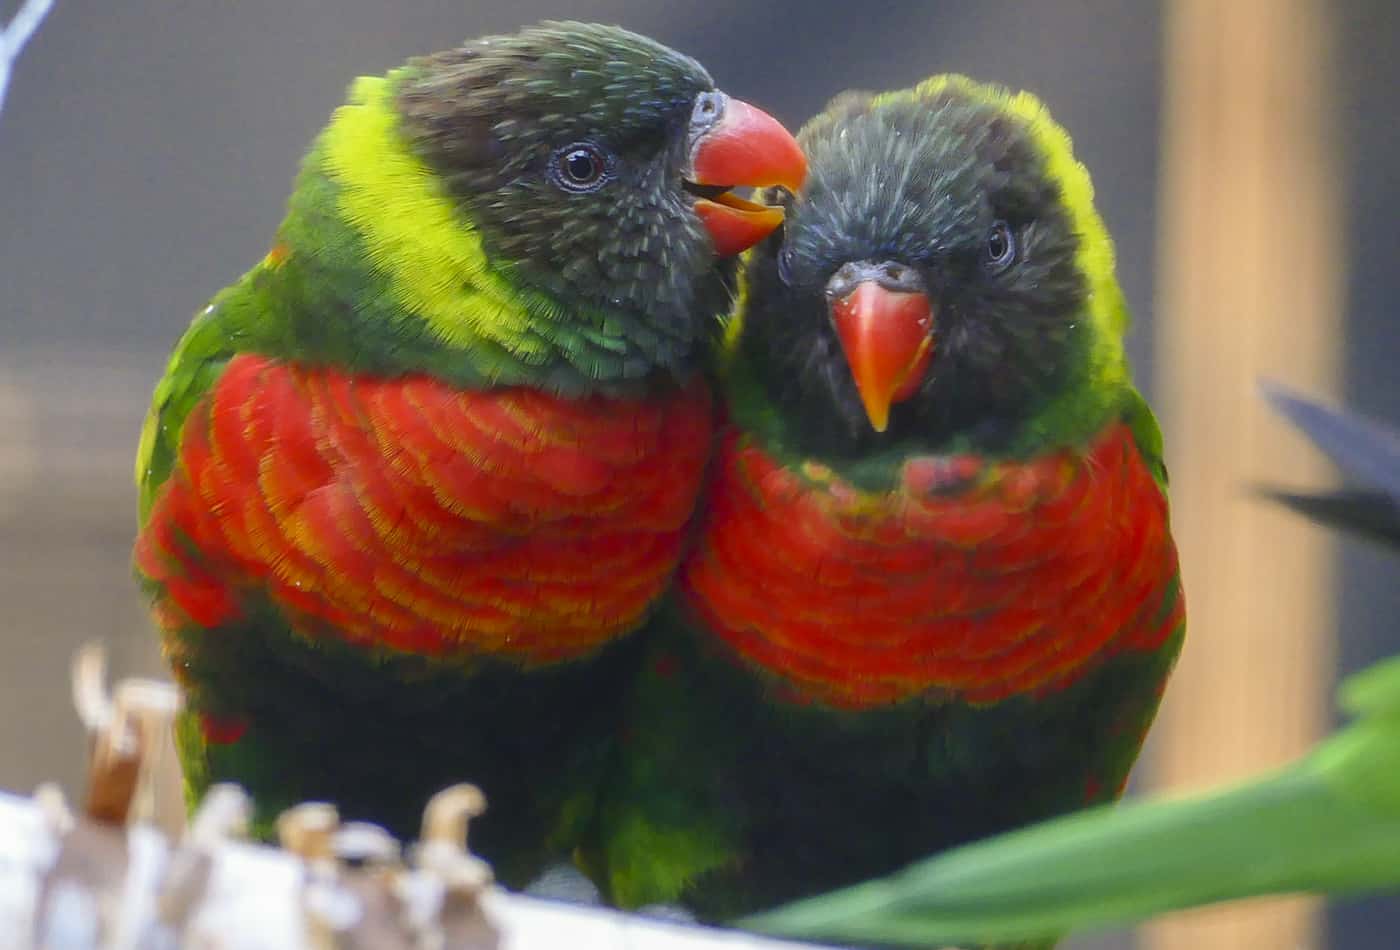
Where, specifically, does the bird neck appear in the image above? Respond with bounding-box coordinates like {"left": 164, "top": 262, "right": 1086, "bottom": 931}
{"left": 722, "top": 331, "right": 1134, "bottom": 492}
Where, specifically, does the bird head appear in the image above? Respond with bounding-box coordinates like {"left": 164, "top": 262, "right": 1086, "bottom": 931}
{"left": 395, "top": 21, "right": 806, "bottom": 366}
{"left": 738, "top": 77, "right": 1125, "bottom": 456}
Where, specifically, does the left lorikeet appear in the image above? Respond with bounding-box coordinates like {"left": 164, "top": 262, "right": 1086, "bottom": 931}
{"left": 130, "top": 21, "right": 805, "bottom": 886}
{"left": 583, "top": 76, "right": 1185, "bottom": 924}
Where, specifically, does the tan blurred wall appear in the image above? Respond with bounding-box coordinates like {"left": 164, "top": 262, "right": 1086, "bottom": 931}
{"left": 1149, "top": 0, "right": 1343, "bottom": 948}
{"left": 0, "top": 348, "right": 159, "bottom": 792}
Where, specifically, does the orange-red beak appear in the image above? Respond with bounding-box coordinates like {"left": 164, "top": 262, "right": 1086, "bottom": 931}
{"left": 829, "top": 277, "right": 935, "bottom": 432}
{"left": 688, "top": 95, "right": 807, "bottom": 257}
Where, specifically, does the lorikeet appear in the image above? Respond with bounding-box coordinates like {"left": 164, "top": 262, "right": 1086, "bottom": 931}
{"left": 585, "top": 76, "right": 1185, "bottom": 923}
{"left": 751, "top": 387, "right": 1400, "bottom": 950}
{"left": 131, "top": 21, "right": 805, "bottom": 886}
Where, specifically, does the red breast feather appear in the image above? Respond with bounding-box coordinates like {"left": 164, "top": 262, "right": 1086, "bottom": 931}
{"left": 680, "top": 422, "right": 1182, "bottom": 709}
{"left": 135, "top": 355, "right": 713, "bottom": 664}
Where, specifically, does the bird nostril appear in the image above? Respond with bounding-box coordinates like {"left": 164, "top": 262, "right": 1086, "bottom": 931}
{"left": 827, "top": 263, "right": 859, "bottom": 298}
{"left": 693, "top": 91, "right": 724, "bottom": 128}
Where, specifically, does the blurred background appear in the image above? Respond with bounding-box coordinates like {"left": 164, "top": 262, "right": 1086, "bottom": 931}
{"left": 0, "top": 0, "right": 1395, "bottom": 947}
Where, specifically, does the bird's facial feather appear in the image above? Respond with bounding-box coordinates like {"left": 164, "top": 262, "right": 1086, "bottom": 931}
{"left": 746, "top": 84, "right": 1091, "bottom": 455}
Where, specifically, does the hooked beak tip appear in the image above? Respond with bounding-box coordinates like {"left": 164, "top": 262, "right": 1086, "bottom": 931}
{"left": 688, "top": 96, "right": 806, "bottom": 257}
{"left": 829, "top": 280, "right": 936, "bottom": 432}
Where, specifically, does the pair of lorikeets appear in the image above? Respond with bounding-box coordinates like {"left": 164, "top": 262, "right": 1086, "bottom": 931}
{"left": 132, "top": 20, "right": 1184, "bottom": 926}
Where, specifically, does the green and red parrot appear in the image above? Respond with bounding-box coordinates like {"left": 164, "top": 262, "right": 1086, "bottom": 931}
{"left": 584, "top": 76, "right": 1185, "bottom": 923}
{"left": 131, "top": 20, "right": 805, "bottom": 885}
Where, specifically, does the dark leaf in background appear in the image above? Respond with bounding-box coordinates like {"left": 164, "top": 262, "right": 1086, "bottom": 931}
{"left": 1259, "top": 488, "right": 1400, "bottom": 552}
{"left": 1260, "top": 381, "right": 1400, "bottom": 505}
{"left": 1257, "top": 382, "right": 1400, "bottom": 550}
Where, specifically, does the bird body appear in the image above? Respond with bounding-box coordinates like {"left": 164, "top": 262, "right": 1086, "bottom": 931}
{"left": 132, "top": 22, "right": 804, "bottom": 884}
{"left": 585, "top": 76, "right": 1184, "bottom": 921}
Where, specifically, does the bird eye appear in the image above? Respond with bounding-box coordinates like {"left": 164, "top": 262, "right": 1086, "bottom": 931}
{"left": 551, "top": 142, "right": 610, "bottom": 193}
{"left": 984, "top": 220, "right": 1017, "bottom": 272}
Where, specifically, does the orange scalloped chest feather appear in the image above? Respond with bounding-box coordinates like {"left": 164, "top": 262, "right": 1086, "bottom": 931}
{"left": 679, "top": 421, "right": 1182, "bottom": 710}
{"left": 135, "top": 354, "right": 713, "bottom": 665}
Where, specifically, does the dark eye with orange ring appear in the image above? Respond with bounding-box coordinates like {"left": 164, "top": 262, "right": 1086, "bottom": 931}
{"left": 550, "top": 142, "right": 611, "bottom": 193}
{"left": 984, "top": 220, "right": 1017, "bottom": 272}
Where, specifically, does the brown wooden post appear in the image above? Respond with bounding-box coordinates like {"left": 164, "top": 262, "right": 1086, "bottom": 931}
{"left": 1146, "top": 0, "right": 1344, "bottom": 947}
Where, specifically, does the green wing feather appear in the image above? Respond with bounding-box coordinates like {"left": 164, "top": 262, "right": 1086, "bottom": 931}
{"left": 135, "top": 289, "right": 249, "bottom": 519}
{"left": 1120, "top": 386, "right": 1169, "bottom": 493}
{"left": 580, "top": 604, "right": 745, "bottom": 909}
